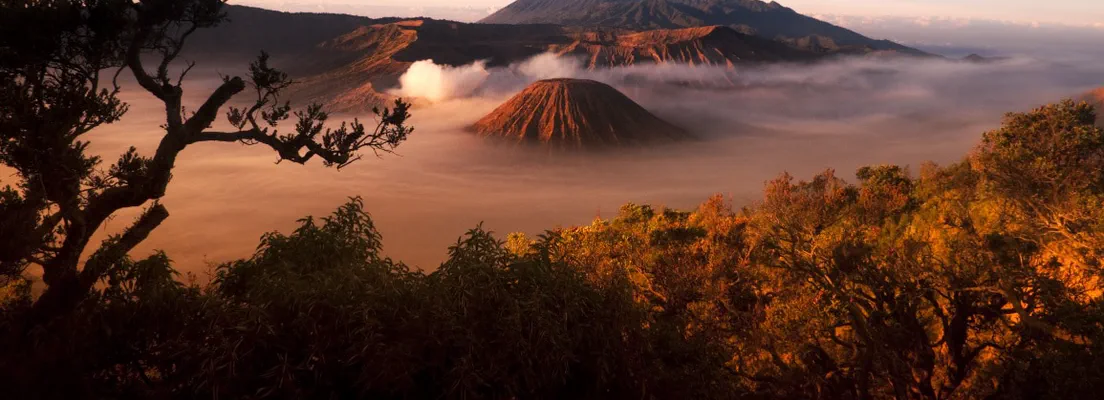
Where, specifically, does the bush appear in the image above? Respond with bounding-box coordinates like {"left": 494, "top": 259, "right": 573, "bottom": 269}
{"left": 4, "top": 100, "right": 1104, "bottom": 399}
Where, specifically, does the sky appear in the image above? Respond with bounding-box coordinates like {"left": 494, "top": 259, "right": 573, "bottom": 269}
{"left": 240, "top": 0, "right": 1104, "bottom": 27}
{"left": 782, "top": 0, "right": 1102, "bottom": 26}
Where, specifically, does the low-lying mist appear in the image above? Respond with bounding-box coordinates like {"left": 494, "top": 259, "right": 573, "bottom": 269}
{"left": 60, "top": 53, "right": 1104, "bottom": 273}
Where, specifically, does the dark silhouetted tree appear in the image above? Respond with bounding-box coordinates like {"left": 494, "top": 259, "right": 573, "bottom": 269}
{"left": 0, "top": 0, "right": 412, "bottom": 324}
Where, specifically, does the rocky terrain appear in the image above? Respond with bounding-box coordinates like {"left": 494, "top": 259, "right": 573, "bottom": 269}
{"left": 187, "top": 5, "right": 927, "bottom": 112}
{"left": 482, "top": 0, "right": 924, "bottom": 55}
{"left": 468, "top": 78, "right": 688, "bottom": 148}
{"left": 266, "top": 17, "right": 833, "bottom": 110}
{"left": 552, "top": 25, "right": 816, "bottom": 67}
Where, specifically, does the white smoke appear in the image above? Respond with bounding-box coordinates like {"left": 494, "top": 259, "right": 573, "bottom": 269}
{"left": 515, "top": 52, "right": 582, "bottom": 80}
{"left": 396, "top": 59, "right": 490, "bottom": 102}
{"left": 395, "top": 53, "right": 585, "bottom": 102}
{"left": 394, "top": 52, "right": 741, "bottom": 102}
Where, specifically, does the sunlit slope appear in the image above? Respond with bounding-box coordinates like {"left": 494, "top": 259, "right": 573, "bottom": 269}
{"left": 469, "top": 78, "right": 688, "bottom": 148}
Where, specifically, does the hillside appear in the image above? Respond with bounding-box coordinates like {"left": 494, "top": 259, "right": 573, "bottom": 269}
{"left": 552, "top": 25, "right": 816, "bottom": 66}
{"left": 286, "top": 20, "right": 570, "bottom": 110}
{"left": 275, "top": 18, "right": 832, "bottom": 110}
{"left": 469, "top": 78, "right": 688, "bottom": 148}
{"left": 185, "top": 5, "right": 921, "bottom": 111}
{"left": 185, "top": 5, "right": 371, "bottom": 59}
{"left": 482, "top": 0, "right": 924, "bottom": 55}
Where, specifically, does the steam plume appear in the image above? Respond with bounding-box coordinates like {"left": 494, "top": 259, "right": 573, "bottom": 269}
{"left": 397, "top": 59, "right": 490, "bottom": 102}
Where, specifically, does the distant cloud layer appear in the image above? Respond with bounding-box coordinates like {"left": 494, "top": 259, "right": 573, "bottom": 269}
{"left": 780, "top": 0, "right": 1104, "bottom": 27}
{"left": 119, "top": 50, "right": 1104, "bottom": 270}
{"left": 94, "top": 2, "right": 1104, "bottom": 270}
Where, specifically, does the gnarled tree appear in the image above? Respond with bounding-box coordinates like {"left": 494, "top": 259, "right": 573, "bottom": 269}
{"left": 0, "top": 0, "right": 412, "bottom": 324}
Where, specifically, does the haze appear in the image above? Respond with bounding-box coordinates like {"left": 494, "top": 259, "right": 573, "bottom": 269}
{"left": 61, "top": 52, "right": 1104, "bottom": 274}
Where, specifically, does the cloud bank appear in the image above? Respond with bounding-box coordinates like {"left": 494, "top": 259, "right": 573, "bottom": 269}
{"left": 394, "top": 52, "right": 1103, "bottom": 136}
{"left": 90, "top": 52, "right": 1104, "bottom": 273}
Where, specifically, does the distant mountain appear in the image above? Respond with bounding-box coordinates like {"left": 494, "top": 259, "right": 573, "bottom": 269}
{"left": 960, "top": 53, "right": 1011, "bottom": 64}
{"left": 183, "top": 6, "right": 920, "bottom": 112}
{"left": 481, "top": 0, "right": 924, "bottom": 55}
{"left": 469, "top": 78, "right": 688, "bottom": 148}
{"left": 290, "top": 19, "right": 824, "bottom": 111}
{"left": 554, "top": 25, "right": 816, "bottom": 66}
{"left": 186, "top": 6, "right": 370, "bottom": 57}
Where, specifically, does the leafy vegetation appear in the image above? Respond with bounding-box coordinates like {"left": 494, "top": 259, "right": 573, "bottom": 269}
{"left": 3, "top": 100, "right": 1104, "bottom": 399}
{"left": 0, "top": 0, "right": 411, "bottom": 325}
{"left": 2, "top": 0, "right": 1104, "bottom": 398}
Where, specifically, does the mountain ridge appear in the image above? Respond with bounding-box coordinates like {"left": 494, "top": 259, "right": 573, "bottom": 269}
{"left": 277, "top": 18, "right": 843, "bottom": 111}
{"left": 183, "top": 6, "right": 928, "bottom": 111}
{"left": 481, "top": 0, "right": 924, "bottom": 55}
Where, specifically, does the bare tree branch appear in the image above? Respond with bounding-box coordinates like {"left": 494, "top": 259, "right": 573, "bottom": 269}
{"left": 184, "top": 76, "right": 245, "bottom": 133}
{"left": 125, "top": 27, "right": 167, "bottom": 101}
{"left": 156, "top": 22, "right": 199, "bottom": 86}
{"left": 78, "top": 203, "right": 170, "bottom": 290}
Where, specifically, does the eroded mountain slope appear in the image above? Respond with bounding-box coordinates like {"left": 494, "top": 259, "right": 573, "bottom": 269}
{"left": 468, "top": 78, "right": 688, "bottom": 148}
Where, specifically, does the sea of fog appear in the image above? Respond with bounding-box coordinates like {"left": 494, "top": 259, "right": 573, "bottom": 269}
{"left": 26, "top": 53, "right": 1102, "bottom": 275}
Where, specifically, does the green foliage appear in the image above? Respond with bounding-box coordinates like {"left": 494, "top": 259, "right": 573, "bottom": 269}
{"left": 213, "top": 197, "right": 389, "bottom": 298}
{"left": 972, "top": 100, "right": 1104, "bottom": 291}
{"left": 198, "top": 205, "right": 739, "bottom": 399}
{"left": 2, "top": 199, "right": 740, "bottom": 399}
{"left": 0, "top": 0, "right": 413, "bottom": 328}
{"left": 976, "top": 100, "right": 1104, "bottom": 199}
{"left": 2, "top": 4, "right": 1103, "bottom": 395}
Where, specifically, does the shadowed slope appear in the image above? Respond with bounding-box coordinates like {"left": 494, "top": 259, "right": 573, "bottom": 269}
{"left": 482, "top": 0, "right": 923, "bottom": 54}
{"left": 553, "top": 25, "right": 814, "bottom": 66}
{"left": 469, "top": 79, "right": 688, "bottom": 149}
{"left": 291, "top": 22, "right": 422, "bottom": 111}
{"left": 186, "top": 6, "right": 907, "bottom": 112}
{"left": 294, "top": 21, "right": 817, "bottom": 111}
